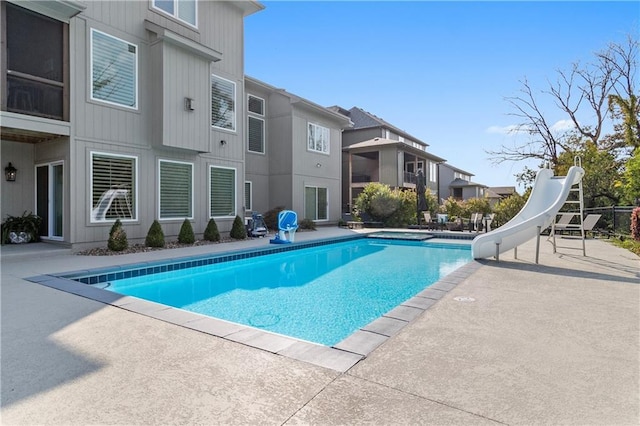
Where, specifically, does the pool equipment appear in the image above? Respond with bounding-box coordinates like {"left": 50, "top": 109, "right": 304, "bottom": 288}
{"left": 246, "top": 212, "right": 268, "bottom": 238}
{"left": 270, "top": 210, "right": 298, "bottom": 244}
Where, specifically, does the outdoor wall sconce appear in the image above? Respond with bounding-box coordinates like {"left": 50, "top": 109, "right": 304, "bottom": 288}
{"left": 220, "top": 140, "right": 227, "bottom": 146}
{"left": 316, "top": 163, "right": 322, "bottom": 168}
{"left": 5, "top": 162, "right": 17, "bottom": 182}
{"left": 184, "top": 97, "right": 195, "bottom": 111}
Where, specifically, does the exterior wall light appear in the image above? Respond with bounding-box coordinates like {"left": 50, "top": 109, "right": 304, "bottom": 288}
{"left": 5, "top": 162, "right": 17, "bottom": 182}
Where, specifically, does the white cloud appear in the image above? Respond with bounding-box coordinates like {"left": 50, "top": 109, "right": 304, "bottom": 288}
{"left": 486, "top": 124, "right": 529, "bottom": 135}
{"left": 550, "top": 119, "right": 576, "bottom": 133}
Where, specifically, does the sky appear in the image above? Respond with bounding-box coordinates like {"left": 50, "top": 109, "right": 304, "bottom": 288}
{"left": 244, "top": 0, "right": 638, "bottom": 190}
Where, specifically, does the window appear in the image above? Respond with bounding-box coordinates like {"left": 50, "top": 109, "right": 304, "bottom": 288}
{"left": 430, "top": 163, "right": 437, "bottom": 183}
{"left": 211, "top": 75, "right": 236, "bottom": 131}
{"left": 248, "top": 116, "right": 265, "bottom": 153}
{"left": 305, "top": 186, "right": 328, "bottom": 221}
{"left": 153, "top": 0, "right": 197, "bottom": 27}
{"left": 6, "top": 3, "right": 66, "bottom": 120}
{"left": 91, "top": 152, "right": 137, "bottom": 222}
{"left": 308, "top": 123, "right": 330, "bottom": 154}
{"left": 453, "top": 188, "right": 463, "bottom": 200}
{"left": 248, "top": 95, "right": 265, "bottom": 115}
{"left": 90, "top": 29, "right": 137, "bottom": 109}
{"left": 209, "top": 166, "right": 236, "bottom": 217}
{"left": 159, "top": 160, "right": 193, "bottom": 219}
{"left": 244, "top": 181, "right": 252, "bottom": 211}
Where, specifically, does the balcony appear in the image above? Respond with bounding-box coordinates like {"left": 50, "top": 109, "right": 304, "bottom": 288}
{"left": 7, "top": 73, "right": 64, "bottom": 120}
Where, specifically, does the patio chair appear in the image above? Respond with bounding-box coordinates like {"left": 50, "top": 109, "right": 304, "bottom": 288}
{"left": 483, "top": 213, "right": 495, "bottom": 232}
{"left": 423, "top": 211, "right": 439, "bottom": 230}
{"left": 555, "top": 214, "right": 602, "bottom": 236}
{"left": 469, "top": 213, "right": 483, "bottom": 232}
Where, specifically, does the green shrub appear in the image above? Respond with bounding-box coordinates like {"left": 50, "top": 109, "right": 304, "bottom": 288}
{"left": 386, "top": 189, "right": 417, "bottom": 227}
{"left": 354, "top": 183, "right": 399, "bottom": 223}
{"left": 203, "top": 218, "right": 220, "bottom": 242}
{"left": 492, "top": 193, "right": 526, "bottom": 227}
{"left": 299, "top": 218, "right": 316, "bottom": 230}
{"left": 145, "top": 220, "right": 165, "bottom": 248}
{"left": 263, "top": 206, "right": 285, "bottom": 231}
{"left": 107, "top": 219, "right": 128, "bottom": 251}
{"left": 178, "top": 219, "right": 195, "bottom": 244}
{"left": 230, "top": 215, "right": 247, "bottom": 240}
{"left": 465, "top": 197, "right": 492, "bottom": 216}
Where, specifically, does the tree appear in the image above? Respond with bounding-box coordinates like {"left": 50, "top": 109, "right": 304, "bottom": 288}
{"left": 487, "top": 34, "right": 638, "bottom": 172}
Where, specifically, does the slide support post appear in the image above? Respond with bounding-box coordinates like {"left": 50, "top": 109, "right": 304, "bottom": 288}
{"left": 495, "top": 242, "right": 500, "bottom": 262}
{"left": 535, "top": 226, "right": 541, "bottom": 264}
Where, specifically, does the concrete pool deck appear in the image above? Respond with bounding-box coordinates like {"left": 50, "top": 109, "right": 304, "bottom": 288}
{"left": 1, "top": 228, "right": 639, "bottom": 424}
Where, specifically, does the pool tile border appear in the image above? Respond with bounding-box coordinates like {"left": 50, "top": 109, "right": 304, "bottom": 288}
{"left": 25, "top": 237, "right": 482, "bottom": 373}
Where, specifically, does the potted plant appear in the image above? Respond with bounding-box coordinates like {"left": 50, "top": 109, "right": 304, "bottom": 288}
{"left": 1, "top": 211, "right": 43, "bottom": 244}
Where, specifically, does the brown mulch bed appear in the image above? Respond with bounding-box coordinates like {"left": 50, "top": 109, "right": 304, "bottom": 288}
{"left": 76, "top": 238, "right": 235, "bottom": 256}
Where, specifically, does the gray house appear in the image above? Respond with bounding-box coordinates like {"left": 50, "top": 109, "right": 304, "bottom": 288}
{"left": 1, "top": 0, "right": 264, "bottom": 249}
{"left": 244, "top": 77, "right": 352, "bottom": 223}
{"left": 332, "top": 106, "right": 445, "bottom": 214}
{"left": 438, "top": 163, "right": 487, "bottom": 202}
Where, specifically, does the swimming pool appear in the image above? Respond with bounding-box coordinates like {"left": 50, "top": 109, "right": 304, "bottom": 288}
{"left": 77, "top": 237, "right": 471, "bottom": 346}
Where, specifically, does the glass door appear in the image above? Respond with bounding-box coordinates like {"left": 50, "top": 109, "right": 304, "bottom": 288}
{"left": 36, "top": 162, "right": 63, "bottom": 240}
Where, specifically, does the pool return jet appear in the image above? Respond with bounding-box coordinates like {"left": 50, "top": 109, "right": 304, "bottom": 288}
{"left": 471, "top": 160, "right": 585, "bottom": 263}
{"left": 270, "top": 210, "right": 298, "bottom": 244}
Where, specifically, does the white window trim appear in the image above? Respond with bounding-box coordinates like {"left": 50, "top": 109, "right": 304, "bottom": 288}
{"left": 208, "top": 165, "right": 237, "bottom": 219}
{"left": 158, "top": 159, "right": 194, "bottom": 220}
{"left": 151, "top": 0, "right": 198, "bottom": 28}
{"left": 247, "top": 94, "right": 265, "bottom": 116}
{"left": 307, "top": 122, "right": 330, "bottom": 155}
{"left": 89, "top": 28, "right": 138, "bottom": 110}
{"left": 247, "top": 115, "right": 266, "bottom": 154}
{"left": 89, "top": 151, "right": 138, "bottom": 223}
{"left": 211, "top": 74, "right": 236, "bottom": 132}
{"left": 244, "top": 181, "right": 252, "bottom": 211}
{"left": 305, "top": 185, "right": 329, "bottom": 222}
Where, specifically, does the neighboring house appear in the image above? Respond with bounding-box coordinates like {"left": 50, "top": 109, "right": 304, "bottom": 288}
{"left": 331, "top": 106, "right": 445, "bottom": 214}
{"left": 244, "top": 76, "right": 352, "bottom": 223}
{"left": 1, "top": 0, "right": 264, "bottom": 249}
{"left": 438, "top": 164, "right": 487, "bottom": 202}
{"left": 485, "top": 186, "right": 517, "bottom": 206}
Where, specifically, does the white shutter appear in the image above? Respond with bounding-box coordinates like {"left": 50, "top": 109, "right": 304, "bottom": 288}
{"left": 91, "top": 29, "right": 137, "bottom": 108}
{"left": 210, "top": 167, "right": 235, "bottom": 217}
{"left": 248, "top": 116, "right": 264, "bottom": 153}
{"left": 160, "top": 161, "right": 193, "bottom": 219}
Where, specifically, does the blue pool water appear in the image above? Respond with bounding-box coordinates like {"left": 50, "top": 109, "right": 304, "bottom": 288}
{"left": 104, "top": 239, "right": 471, "bottom": 345}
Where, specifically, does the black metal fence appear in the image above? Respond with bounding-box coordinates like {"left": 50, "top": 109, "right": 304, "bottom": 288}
{"left": 584, "top": 206, "right": 636, "bottom": 235}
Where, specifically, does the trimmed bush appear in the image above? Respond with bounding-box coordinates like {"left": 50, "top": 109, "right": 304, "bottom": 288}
{"left": 145, "top": 220, "right": 165, "bottom": 248}
{"left": 107, "top": 219, "right": 128, "bottom": 251}
{"left": 299, "top": 218, "right": 316, "bottom": 230}
{"left": 203, "top": 218, "right": 220, "bottom": 242}
{"left": 230, "top": 215, "right": 247, "bottom": 240}
{"left": 263, "top": 206, "right": 285, "bottom": 231}
{"left": 178, "top": 219, "right": 195, "bottom": 244}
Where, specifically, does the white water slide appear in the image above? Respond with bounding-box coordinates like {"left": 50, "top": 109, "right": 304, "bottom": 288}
{"left": 471, "top": 166, "right": 585, "bottom": 259}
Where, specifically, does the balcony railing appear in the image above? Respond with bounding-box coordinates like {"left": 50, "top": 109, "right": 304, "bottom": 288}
{"left": 6, "top": 71, "right": 64, "bottom": 120}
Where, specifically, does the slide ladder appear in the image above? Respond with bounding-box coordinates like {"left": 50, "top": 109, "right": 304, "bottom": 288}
{"left": 550, "top": 156, "right": 586, "bottom": 256}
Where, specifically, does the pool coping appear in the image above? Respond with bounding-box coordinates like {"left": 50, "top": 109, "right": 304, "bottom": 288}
{"left": 25, "top": 234, "right": 481, "bottom": 373}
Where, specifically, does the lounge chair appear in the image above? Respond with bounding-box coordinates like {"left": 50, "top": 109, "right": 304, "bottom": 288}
{"left": 270, "top": 210, "right": 298, "bottom": 244}
{"left": 483, "top": 213, "right": 495, "bottom": 232}
{"left": 469, "top": 213, "right": 483, "bottom": 232}
{"left": 555, "top": 214, "right": 602, "bottom": 235}
{"left": 422, "top": 211, "right": 439, "bottom": 230}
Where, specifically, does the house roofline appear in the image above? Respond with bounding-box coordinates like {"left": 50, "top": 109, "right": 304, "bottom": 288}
{"left": 245, "top": 75, "right": 353, "bottom": 128}
{"left": 343, "top": 137, "right": 446, "bottom": 162}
